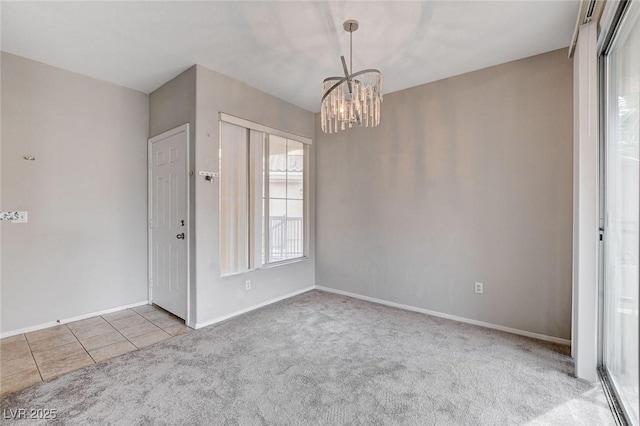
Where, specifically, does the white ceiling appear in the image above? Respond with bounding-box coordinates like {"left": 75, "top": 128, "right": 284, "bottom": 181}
{"left": 1, "top": 1, "right": 579, "bottom": 113}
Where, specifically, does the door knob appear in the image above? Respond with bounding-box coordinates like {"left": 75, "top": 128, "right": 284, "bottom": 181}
{"left": 176, "top": 233, "right": 185, "bottom": 240}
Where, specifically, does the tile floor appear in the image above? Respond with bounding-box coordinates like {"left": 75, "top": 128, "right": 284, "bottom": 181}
{"left": 0, "top": 305, "right": 191, "bottom": 396}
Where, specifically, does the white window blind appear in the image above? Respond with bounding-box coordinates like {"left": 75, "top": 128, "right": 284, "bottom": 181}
{"left": 219, "top": 122, "right": 249, "bottom": 275}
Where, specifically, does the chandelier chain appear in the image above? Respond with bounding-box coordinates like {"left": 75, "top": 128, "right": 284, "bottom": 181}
{"left": 350, "top": 23, "right": 353, "bottom": 75}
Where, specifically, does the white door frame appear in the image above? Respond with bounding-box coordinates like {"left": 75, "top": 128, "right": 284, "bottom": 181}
{"left": 148, "top": 123, "right": 190, "bottom": 325}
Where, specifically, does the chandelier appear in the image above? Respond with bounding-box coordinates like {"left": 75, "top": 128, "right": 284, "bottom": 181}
{"left": 321, "top": 20, "right": 383, "bottom": 134}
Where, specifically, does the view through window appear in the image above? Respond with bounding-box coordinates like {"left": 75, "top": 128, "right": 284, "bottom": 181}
{"left": 264, "top": 135, "right": 305, "bottom": 263}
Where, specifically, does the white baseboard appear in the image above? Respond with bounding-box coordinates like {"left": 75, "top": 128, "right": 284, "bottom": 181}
{"left": 0, "top": 301, "right": 150, "bottom": 339}
{"left": 315, "top": 286, "right": 571, "bottom": 346}
{"left": 194, "top": 286, "right": 315, "bottom": 329}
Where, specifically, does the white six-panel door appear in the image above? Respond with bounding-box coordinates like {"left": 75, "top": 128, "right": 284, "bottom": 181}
{"left": 149, "top": 125, "right": 188, "bottom": 320}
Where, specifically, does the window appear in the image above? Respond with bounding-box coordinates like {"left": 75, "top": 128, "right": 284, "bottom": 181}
{"left": 602, "top": 3, "right": 640, "bottom": 425}
{"left": 219, "top": 115, "right": 309, "bottom": 276}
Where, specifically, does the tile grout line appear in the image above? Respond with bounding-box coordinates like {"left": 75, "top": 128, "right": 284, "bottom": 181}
{"left": 102, "top": 311, "right": 148, "bottom": 351}
{"left": 105, "top": 315, "right": 142, "bottom": 351}
{"left": 112, "top": 309, "right": 177, "bottom": 345}
{"left": 0, "top": 334, "right": 43, "bottom": 384}
{"left": 52, "top": 325, "right": 95, "bottom": 375}
{"left": 24, "top": 332, "right": 46, "bottom": 383}
{"left": 95, "top": 313, "right": 144, "bottom": 353}
{"left": 68, "top": 322, "right": 103, "bottom": 364}
{"left": 69, "top": 313, "right": 149, "bottom": 362}
{"left": 136, "top": 308, "right": 185, "bottom": 336}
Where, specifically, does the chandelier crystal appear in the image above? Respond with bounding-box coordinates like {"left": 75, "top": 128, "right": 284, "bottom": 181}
{"left": 321, "top": 20, "right": 383, "bottom": 134}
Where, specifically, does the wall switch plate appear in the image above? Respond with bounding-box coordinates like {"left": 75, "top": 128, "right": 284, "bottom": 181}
{"left": 198, "top": 171, "right": 218, "bottom": 183}
{"left": 198, "top": 171, "right": 218, "bottom": 179}
{"left": 245, "top": 280, "right": 251, "bottom": 291}
{"left": 475, "top": 282, "right": 483, "bottom": 294}
{"left": 11, "top": 211, "right": 28, "bottom": 223}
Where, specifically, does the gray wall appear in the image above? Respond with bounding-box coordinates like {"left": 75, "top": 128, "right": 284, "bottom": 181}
{"left": 1, "top": 52, "right": 149, "bottom": 333}
{"left": 149, "top": 64, "right": 315, "bottom": 327}
{"left": 149, "top": 66, "right": 197, "bottom": 326}
{"left": 315, "top": 48, "right": 573, "bottom": 340}
{"left": 194, "top": 65, "right": 316, "bottom": 325}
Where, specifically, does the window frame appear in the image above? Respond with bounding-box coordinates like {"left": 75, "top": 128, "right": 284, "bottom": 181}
{"left": 262, "top": 135, "right": 308, "bottom": 266}
{"left": 597, "top": 2, "right": 640, "bottom": 425}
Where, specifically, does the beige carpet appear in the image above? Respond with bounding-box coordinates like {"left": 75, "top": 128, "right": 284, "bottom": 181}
{"left": 0, "top": 290, "right": 614, "bottom": 425}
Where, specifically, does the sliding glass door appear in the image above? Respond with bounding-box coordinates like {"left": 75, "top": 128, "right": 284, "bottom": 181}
{"left": 603, "top": 3, "right": 640, "bottom": 424}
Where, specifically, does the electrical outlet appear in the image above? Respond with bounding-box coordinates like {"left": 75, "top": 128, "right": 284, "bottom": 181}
{"left": 475, "top": 282, "right": 483, "bottom": 294}
{"left": 245, "top": 280, "right": 251, "bottom": 291}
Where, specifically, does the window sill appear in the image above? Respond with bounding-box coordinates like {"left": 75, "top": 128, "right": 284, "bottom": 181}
{"left": 220, "top": 256, "right": 308, "bottom": 278}
{"left": 220, "top": 271, "right": 246, "bottom": 279}
{"left": 259, "top": 256, "right": 308, "bottom": 270}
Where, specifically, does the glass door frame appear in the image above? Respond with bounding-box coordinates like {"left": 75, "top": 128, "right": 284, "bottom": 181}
{"left": 598, "top": 1, "right": 640, "bottom": 425}
{"left": 598, "top": 49, "right": 631, "bottom": 426}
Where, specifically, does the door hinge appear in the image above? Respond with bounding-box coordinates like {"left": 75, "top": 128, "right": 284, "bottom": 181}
{"left": 148, "top": 218, "right": 153, "bottom": 228}
{"left": 149, "top": 279, "right": 153, "bottom": 288}
{"left": 599, "top": 227, "right": 604, "bottom": 241}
